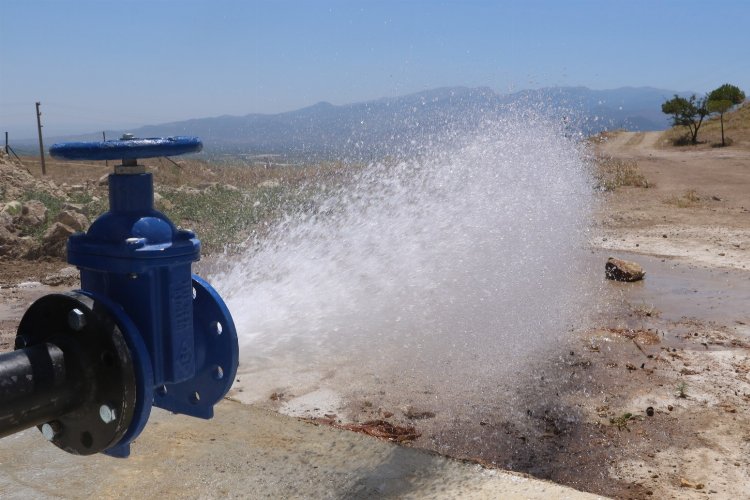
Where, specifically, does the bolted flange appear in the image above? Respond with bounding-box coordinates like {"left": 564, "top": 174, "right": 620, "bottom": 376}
{"left": 13, "top": 292, "right": 138, "bottom": 455}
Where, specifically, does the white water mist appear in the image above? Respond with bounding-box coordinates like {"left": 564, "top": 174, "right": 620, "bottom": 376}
{"left": 212, "top": 111, "right": 595, "bottom": 399}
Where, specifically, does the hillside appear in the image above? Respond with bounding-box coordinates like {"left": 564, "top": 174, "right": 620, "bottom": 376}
{"left": 0, "top": 148, "right": 350, "bottom": 285}
{"left": 13, "top": 86, "right": 689, "bottom": 161}
{"left": 661, "top": 101, "right": 750, "bottom": 147}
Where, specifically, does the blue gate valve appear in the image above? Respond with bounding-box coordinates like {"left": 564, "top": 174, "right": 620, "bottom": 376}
{"left": 0, "top": 135, "right": 238, "bottom": 457}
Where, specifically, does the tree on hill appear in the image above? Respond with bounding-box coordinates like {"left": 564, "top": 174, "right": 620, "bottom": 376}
{"left": 661, "top": 94, "right": 709, "bottom": 145}
{"left": 707, "top": 83, "right": 746, "bottom": 146}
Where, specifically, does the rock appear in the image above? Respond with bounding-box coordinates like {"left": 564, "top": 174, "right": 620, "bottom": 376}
{"left": 62, "top": 202, "right": 85, "bottom": 213}
{"left": 401, "top": 406, "right": 436, "bottom": 420}
{"left": 153, "top": 191, "right": 174, "bottom": 210}
{"left": 679, "top": 477, "right": 705, "bottom": 490}
{"left": 605, "top": 257, "right": 645, "bottom": 282}
{"left": 18, "top": 200, "right": 48, "bottom": 228}
{"left": 55, "top": 210, "right": 89, "bottom": 232}
{"left": 40, "top": 222, "right": 76, "bottom": 258}
{"left": 259, "top": 180, "right": 281, "bottom": 189}
{"left": 224, "top": 184, "right": 240, "bottom": 192}
{"left": 177, "top": 186, "right": 201, "bottom": 195}
{"left": 98, "top": 173, "right": 109, "bottom": 186}
{"left": 41, "top": 266, "right": 79, "bottom": 287}
{"left": 2, "top": 200, "right": 22, "bottom": 216}
{"left": 0, "top": 224, "right": 19, "bottom": 255}
{"left": 0, "top": 211, "right": 13, "bottom": 231}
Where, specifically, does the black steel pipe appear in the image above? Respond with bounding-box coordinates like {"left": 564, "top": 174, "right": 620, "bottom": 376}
{"left": 0, "top": 343, "right": 82, "bottom": 439}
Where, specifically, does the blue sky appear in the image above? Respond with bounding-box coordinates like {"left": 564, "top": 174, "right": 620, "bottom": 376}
{"left": 1, "top": 0, "right": 748, "bottom": 138}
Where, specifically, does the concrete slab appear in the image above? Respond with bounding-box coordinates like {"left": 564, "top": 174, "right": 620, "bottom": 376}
{"left": 0, "top": 400, "right": 603, "bottom": 499}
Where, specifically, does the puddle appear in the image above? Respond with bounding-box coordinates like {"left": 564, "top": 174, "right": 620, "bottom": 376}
{"left": 601, "top": 251, "right": 750, "bottom": 329}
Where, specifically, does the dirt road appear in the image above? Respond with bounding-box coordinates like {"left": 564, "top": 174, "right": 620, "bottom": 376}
{"left": 594, "top": 131, "right": 750, "bottom": 270}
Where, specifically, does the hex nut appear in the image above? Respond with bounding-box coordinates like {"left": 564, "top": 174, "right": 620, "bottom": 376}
{"left": 99, "top": 405, "right": 116, "bottom": 424}
{"left": 41, "top": 421, "right": 61, "bottom": 440}
{"left": 67, "top": 308, "right": 87, "bottom": 331}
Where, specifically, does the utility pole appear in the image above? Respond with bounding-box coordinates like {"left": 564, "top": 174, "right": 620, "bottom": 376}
{"left": 35, "top": 102, "right": 47, "bottom": 175}
{"left": 102, "top": 131, "right": 108, "bottom": 167}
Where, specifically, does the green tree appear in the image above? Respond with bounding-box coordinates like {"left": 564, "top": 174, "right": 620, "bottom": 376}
{"left": 661, "top": 94, "right": 709, "bottom": 145}
{"left": 707, "top": 83, "right": 746, "bottom": 146}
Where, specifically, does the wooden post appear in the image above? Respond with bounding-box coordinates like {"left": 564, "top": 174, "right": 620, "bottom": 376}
{"left": 103, "top": 131, "right": 108, "bottom": 167}
{"left": 4, "top": 131, "right": 7, "bottom": 155}
{"left": 35, "top": 102, "right": 47, "bottom": 175}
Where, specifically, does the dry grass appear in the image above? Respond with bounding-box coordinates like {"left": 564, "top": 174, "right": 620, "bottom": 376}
{"left": 594, "top": 156, "right": 650, "bottom": 191}
{"left": 13, "top": 154, "right": 357, "bottom": 254}
{"left": 665, "top": 189, "right": 702, "bottom": 208}
{"left": 16, "top": 155, "right": 357, "bottom": 191}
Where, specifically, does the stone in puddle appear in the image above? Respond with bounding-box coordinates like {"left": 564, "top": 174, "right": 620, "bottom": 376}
{"left": 605, "top": 257, "right": 645, "bottom": 282}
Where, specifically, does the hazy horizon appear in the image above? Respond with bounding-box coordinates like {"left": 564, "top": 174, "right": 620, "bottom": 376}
{"left": 2, "top": 0, "right": 748, "bottom": 139}
{"left": 2, "top": 84, "right": 690, "bottom": 142}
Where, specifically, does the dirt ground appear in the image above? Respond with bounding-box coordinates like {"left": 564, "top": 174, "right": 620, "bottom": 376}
{"left": 1, "top": 132, "right": 750, "bottom": 499}
{"left": 582, "top": 132, "right": 750, "bottom": 498}
{"left": 243, "top": 132, "right": 750, "bottom": 499}
{"left": 594, "top": 130, "right": 750, "bottom": 271}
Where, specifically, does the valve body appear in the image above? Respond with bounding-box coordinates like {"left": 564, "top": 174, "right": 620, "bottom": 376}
{"left": 0, "top": 136, "right": 239, "bottom": 457}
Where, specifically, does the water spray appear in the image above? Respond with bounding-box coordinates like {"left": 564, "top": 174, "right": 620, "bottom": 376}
{"left": 214, "top": 115, "right": 595, "bottom": 404}
{"left": 0, "top": 136, "right": 238, "bottom": 457}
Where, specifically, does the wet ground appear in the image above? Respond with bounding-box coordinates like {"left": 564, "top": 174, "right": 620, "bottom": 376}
{"left": 226, "top": 252, "right": 750, "bottom": 499}
{"left": 2, "top": 254, "right": 749, "bottom": 499}
{"left": 0, "top": 402, "right": 603, "bottom": 499}
{"left": 227, "top": 251, "right": 749, "bottom": 405}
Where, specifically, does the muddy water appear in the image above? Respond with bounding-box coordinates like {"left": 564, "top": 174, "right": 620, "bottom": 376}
{"left": 603, "top": 251, "right": 750, "bottom": 328}
{"left": 230, "top": 251, "right": 750, "bottom": 418}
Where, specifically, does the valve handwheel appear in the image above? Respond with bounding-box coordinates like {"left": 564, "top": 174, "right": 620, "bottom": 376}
{"left": 50, "top": 135, "right": 202, "bottom": 161}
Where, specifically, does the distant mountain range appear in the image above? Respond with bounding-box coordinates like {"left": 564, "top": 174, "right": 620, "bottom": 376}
{"left": 33, "top": 86, "right": 690, "bottom": 161}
